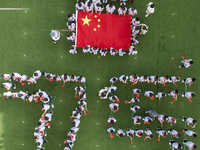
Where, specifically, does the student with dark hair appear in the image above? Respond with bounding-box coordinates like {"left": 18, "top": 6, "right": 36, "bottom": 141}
{"left": 91, "top": 46, "right": 99, "bottom": 55}
{"left": 107, "top": 116, "right": 117, "bottom": 125}
{"left": 182, "top": 129, "right": 197, "bottom": 138}
{"left": 116, "top": 129, "right": 125, "bottom": 137}
{"left": 85, "top": 1, "right": 93, "bottom": 12}
{"left": 68, "top": 13, "right": 76, "bottom": 22}
{"left": 110, "top": 77, "right": 118, "bottom": 84}
{"left": 1, "top": 82, "right": 16, "bottom": 91}
{"left": 183, "top": 140, "right": 197, "bottom": 149}
{"left": 145, "top": 2, "right": 155, "bottom": 17}
{"left": 182, "top": 77, "right": 196, "bottom": 87}
{"left": 144, "top": 129, "right": 153, "bottom": 140}
{"left": 83, "top": 45, "right": 91, "bottom": 53}
{"left": 182, "top": 92, "right": 195, "bottom": 102}
{"left": 118, "top": 6, "right": 127, "bottom": 15}
{"left": 130, "top": 105, "right": 140, "bottom": 113}
{"left": 144, "top": 91, "right": 154, "bottom": 100}
{"left": 168, "top": 90, "right": 179, "bottom": 101}
{"left": 158, "top": 114, "right": 168, "bottom": 128}
{"left": 126, "top": 129, "right": 134, "bottom": 143}
{"left": 67, "top": 32, "right": 76, "bottom": 42}
{"left": 179, "top": 57, "right": 193, "bottom": 68}
{"left": 182, "top": 116, "right": 197, "bottom": 128}
{"left": 143, "top": 116, "right": 153, "bottom": 124}
{"left": 109, "top": 103, "right": 119, "bottom": 113}
{"left": 106, "top": 3, "right": 116, "bottom": 14}
{"left": 110, "top": 47, "right": 118, "bottom": 56}
{"left": 1, "top": 74, "right": 11, "bottom": 81}
{"left": 132, "top": 116, "right": 141, "bottom": 125}
{"left": 128, "top": 7, "right": 137, "bottom": 16}
{"left": 75, "top": 1, "right": 85, "bottom": 11}
{"left": 132, "top": 17, "right": 140, "bottom": 26}
{"left": 66, "top": 21, "right": 76, "bottom": 31}
{"left": 107, "top": 126, "right": 115, "bottom": 138}
{"left": 156, "top": 129, "right": 167, "bottom": 141}
{"left": 95, "top": 3, "right": 104, "bottom": 13}
{"left": 135, "top": 129, "right": 143, "bottom": 137}
{"left": 168, "top": 129, "right": 180, "bottom": 138}
{"left": 169, "top": 140, "right": 182, "bottom": 150}
{"left": 119, "top": 75, "right": 128, "bottom": 83}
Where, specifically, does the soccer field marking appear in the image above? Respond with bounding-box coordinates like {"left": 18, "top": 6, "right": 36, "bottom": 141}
{"left": 0, "top": 8, "right": 30, "bottom": 10}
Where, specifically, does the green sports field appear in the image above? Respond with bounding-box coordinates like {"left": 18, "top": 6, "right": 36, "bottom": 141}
{"left": 0, "top": 0, "right": 199, "bottom": 150}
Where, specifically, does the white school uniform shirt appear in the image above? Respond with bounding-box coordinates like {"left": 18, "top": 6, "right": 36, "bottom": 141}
{"left": 133, "top": 88, "right": 141, "bottom": 94}
{"left": 19, "top": 91, "right": 27, "bottom": 100}
{"left": 144, "top": 91, "right": 154, "bottom": 97}
{"left": 149, "top": 76, "right": 157, "bottom": 82}
{"left": 172, "top": 142, "right": 182, "bottom": 149}
{"left": 110, "top": 47, "right": 118, "bottom": 56}
{"left": 76, "top": 76, "right": 86, "bottom": 83}
{"left": 157, "top": 130, "right": 167, "bottom": 136}
{"left": 128, "top": 8, "right": 137, "bottom": 15}
{"left": 34, "top": 132, "right": 43, "bottom": 139}
{"left": 91, "top": 47, "right": 99, "bottom": 54}
{"left": 132, "top": 18, "right": 140, "bottom": 26}
{"left": 74, "top": 119, "right": 80, "bottom": 127}
{"left": 3, "top": 74, "right": 11, "bottom": 81}
{"left": 130, "top": 98, "right": 139, "bottom": 103}
{"left": 28, "top": 77, "right": 36, "bottom": 84}
{"left": 95, "top": 5, "right": 104, "bottom": 12}
{"left": 135, "top": 129, "right": 143, "bottom": 137}
{"left": 69, "top": 47, "right": 77, "bottom": 54}
{"left": 186, "top": 130, "right": 196, "bottom": 137}
{"left": 36, "top": 138, "right": 43, "bottom": 148}
{"left": 143, "top": 116, "right": 153, "bottom": 123}
{"left": 185, "top": 78, "right": 193, "bottom": 83}
{"left": 35, "top": 126, "right": 45, "bottom": 132}
{"left": 110, "top": 77, "right": 118, "bottom": 83}
{"left": 3, "top": 91, "right": 12, "bottom": 97}
{"left": 145, "top": 130, "right": 152, "bottom": 136}
{"left": 129, "top": 75, "right": 139, "bottom": 82}
{"left": 118, "top": 7, "right": 127, "bottom": 15}
{"left": 13, "top": 92, "right": 19, "bottom": 98}
{"left": 126, "top": 129, "right": 134, "bottom": 136}
{"left": 79, "top": 92, "right": 86, "bottom": 99}
{"left": 71, "top": 127, "right": 79, "bottom": 133}
{"left": 170, "top": 76, "right": 180, "bottom": 82}
{"left": 130, "top": 106, "right": 140, "bottom": 112}
{"left": 38, "top": 90, "right": 48, "bottom": 98}
{"left": 109, "top": 103, "right": 119, "bottom": 109}
{"left": 169, "top": 91, "right": 177, "bottom": 97}
{"left": 156, "top": 92, "right": 166, "bottom": 98}
{"left": 45, "top": 113, "right": 53, "bottom": 121}
{"left": 67, "top": 33, "right": 76, "bottom": 41}
{"left": 33, "top": 70, "right": 42, "bottom": 79}
{"left": 72, "top": 111, "right": 82, "bottom": 119}
{"left": 64, "top": 147, "right": 71, "bottom": 150}
{"left": 67, "top": 23, "right": 76, "bottom": 31}
{"left": 108, "top": 86, "right": 117, "bottom": 93}
{"left": 117, "top": 129, "right": 125, "bottom": 135}
{"left": 100, "top": 49, "right": 108, "bottom": 56}
{"left": 185, "top": 141, "right": 195, "bottom": 148}
{"left": 20, "top": 75, "right": 27, "bottom": 81}
{"left": 78, "top": 100, "right": 87, "bottom": 106}
{"left": 129, "top": 46, "right": 137, "bottom": 55}
{"left": 139, "top": 76, "right": 147, "bottom": 82}
{"left": 107, "top": 127, "right": 115, "bottom": 133}
{"left": 119, "top": 75, "right": 128, "bottom": 82}
{"left": 119, "top": 49, "right": 126, "bottom": 56}
{"left": 61, "top": 74, "right": 70, "bottom": 82}
{"left": 83, "top": 45, "right": 91, "bottom": 53}
{"left": 169, "top": 129, "right": 178, "bottom": 137}
{"left": 28, "top": 95, "right": 34, "bottom": 102}
{"left": 3, "top": 83, "right": 12, "bottom": 89}
{"left": 53, "top": 75, "right": 61, "bottom": 82}
{"left": 12, "top": 73, "right": 21, "bottom": 81}
{"left": 183, "top": 59, "right": 192, "bottom": 68}
{"left": 75, "top": 2, "right": 84, "bottom": 10}
{"left": 106, "top": 5, "right": 116, "bottom": 13}
{"left": 68, "top": 14, "right": 76, "bottom": 21}
{"left": 75, "top": 86, "right": 85, "bottom": 92}
{"left": 107, "top": 117, "right": 116, "bottom": 123}
{"left": 132, "top": 116, "right": 141, "bottom": 123}
{"left": 132, "top": 26, "right": 139, "bottom": 35}
{"left": 158, "top": 114, "right": 165, "bottom": 122}
{"left": 42, "top": 104, "right": 51, "bottom": 111}
{"left": 167, "top": 116, "right": 176, "bottom": 124}
{"left": 185, "top": 92, "right": 194, "bottom": 98}
{"left": 147, "top": 2, "right": 154, "bottom": 13}
{"left": 50, "top": 30, "right": 60, "bottom": 41}
{"left": 109, "top": 95, "right": 118, "bottom": 101}
{"left": 85, "top": 4, "right": 93, "bottom": 12}
{"left": 186, "top": 117, "right": 194, "bottom": 124}
{"left": 132, "top": 37, "right": 139, "bottom": 44}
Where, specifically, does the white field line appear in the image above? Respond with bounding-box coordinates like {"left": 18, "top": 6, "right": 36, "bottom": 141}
{"left": 0, "top": 8, "right": 30, "bottom": 10}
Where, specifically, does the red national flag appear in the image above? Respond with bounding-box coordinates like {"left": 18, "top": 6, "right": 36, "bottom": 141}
{"left": 76, "top": 11, "right": 132, "bottom": 50}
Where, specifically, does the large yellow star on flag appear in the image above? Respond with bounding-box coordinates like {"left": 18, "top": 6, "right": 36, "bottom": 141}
{"left": 81, "top": 16, "right": 91, "bottom": 26}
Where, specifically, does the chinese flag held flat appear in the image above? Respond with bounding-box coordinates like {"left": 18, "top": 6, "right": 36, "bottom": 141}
{"left": 76, "top": 11, "right": 132, "bottom": 50}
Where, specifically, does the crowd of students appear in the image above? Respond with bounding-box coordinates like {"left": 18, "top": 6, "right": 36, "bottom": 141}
{"left": 99, "top": 74, "right": 197, "bottom": 150}
{"left": 1, "top": 70, "right": 87, "bottom": 150}
{"left": 64, "top": 0, "right": 154, "bottom": 55}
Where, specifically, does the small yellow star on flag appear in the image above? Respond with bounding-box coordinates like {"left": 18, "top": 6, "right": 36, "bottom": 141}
{"left": 82, "top": 16, "right": 91, "bottom": 26}
{"left": 94, "top": 28, "right": 97, "bottom": 31}
{"left": 98, "top": 19, "right": 101, "bottom": 22}
{"left": 94, "top": 15, "right": 97, "bottom": 18}
{"left": 97, "top": 25, "right": 100, "bottom": 28}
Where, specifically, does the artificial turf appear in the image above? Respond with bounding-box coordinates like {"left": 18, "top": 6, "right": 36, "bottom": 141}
{"left": 0, "top": 0, "right": 199, "bottom": 150}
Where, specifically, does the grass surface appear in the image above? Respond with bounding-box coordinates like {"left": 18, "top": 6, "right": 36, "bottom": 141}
{"left": 0, "top": 0, "right": 199, "bottom": 150}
